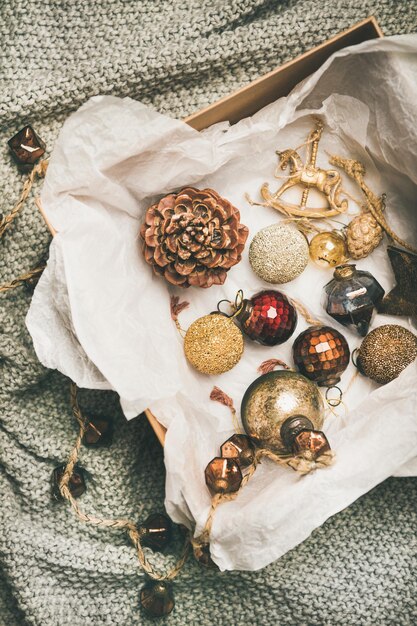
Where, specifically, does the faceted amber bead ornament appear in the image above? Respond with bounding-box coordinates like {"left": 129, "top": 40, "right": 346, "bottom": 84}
{"left": 51, "top": 463, "right": 86, "bottom": 501}
{"left": 82, "top": 416, "right": 113, "bottom": 447}
{"left": 139, "top": 513, "right": 173, "bottom": 552}
{"left": 220, "top": 434, "right": 255, "bottom": 468}
{"left": 293, "top": 325, "right": 350, "bottom": 386}
{"left": 293, "top": 430, "right": 330, "bottom": 460}
{"left": 8, "top": 125, "right": 46, "bottom": 168}
{"left": 140, "top": 581, "right": 174, "bottom": 618}
{"left": 205, "top": 457, "right": 242, "bottom": 494}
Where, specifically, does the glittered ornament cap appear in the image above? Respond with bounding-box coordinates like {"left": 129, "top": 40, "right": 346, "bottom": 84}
{"left": 140, "top": 187, "right": 249, "bottom": 288}
{"left": 356, "top": 324, "right": 417, "bottom": 385}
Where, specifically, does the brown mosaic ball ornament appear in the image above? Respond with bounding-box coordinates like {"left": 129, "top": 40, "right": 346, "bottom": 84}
{"left": 140, "top": 187, "right": 248, "bottom": 288}
{"left": 356, "top": 324, "right": 417, "bottom": 384}
{"left": 292, "top": 325, "right": 350, "bottom": 386}
{"left": 140, "top": 581, "right": 174, "bottom": 617}
{"left": 184, "top": 313, "right": 244, "bottom": 375}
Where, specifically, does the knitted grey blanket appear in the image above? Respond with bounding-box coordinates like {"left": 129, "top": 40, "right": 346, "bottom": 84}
{"left": 1, "top": 2, "right": 416, "bottom": 625}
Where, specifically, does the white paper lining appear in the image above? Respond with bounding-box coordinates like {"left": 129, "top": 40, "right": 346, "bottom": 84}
{"left": 27, "top": 35, "right": 417, "bottom": 571}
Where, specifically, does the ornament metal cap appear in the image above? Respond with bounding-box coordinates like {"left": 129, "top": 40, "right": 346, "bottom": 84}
{"left": 280, "top": 416, "right": 314, "bottom": 450}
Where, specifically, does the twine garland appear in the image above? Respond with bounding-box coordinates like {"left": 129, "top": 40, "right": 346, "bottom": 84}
{"left": 0, "top": 159, "right": 48, "bottom": 238}
{"left": 60, "top": 383, "right": 190, "bottom": 581}
{"left": 0, "top": 264, "right": 46, "bottom": 293}
{"left": 0, "top": 160, "right": 49, "bottom": 294}
{"left": 193, "top": 383, "right": 335, "bottom": 559}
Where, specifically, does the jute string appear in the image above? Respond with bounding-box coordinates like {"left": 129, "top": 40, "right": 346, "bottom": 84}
{"left": 0, "top": 160, "right": 49, "bottom": 238}
{"left": 291, "top": 298, "right": 322, "bottom": 326}
{"left": 0, "top": 265, "right": 46, "bottom": 293}
{"left": 330, "top": 154, "right": 417, "bottom": 255}
{"left": 193, "top": 383, "right": 335, "bottom": 555}
{"left": 60, "top": 383, "right": 190, "bottom": 581}
{"left": 0, "top": 160, "right": 49, "bottom": 294}
{"left": 192, "top": 440, "right": 334, "bottom": 554}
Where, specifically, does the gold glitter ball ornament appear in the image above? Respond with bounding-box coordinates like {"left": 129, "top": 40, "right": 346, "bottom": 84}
{"left": 309, "top": 231, "right": 348, "bottom": 268}
{"left": 184, "top": 313, "right": 244, "bottom": 375}
{"left": 357, "top": 324, "right": 417, "bottom": 385}
{"left": 249, "top": 223, "right": 309, "bottom": 284}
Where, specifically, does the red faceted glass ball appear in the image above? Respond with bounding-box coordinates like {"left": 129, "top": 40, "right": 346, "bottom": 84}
{"left": 292, "top": 325, "right": 350, "bottom": 386}
{"left": 237, "top": 290, "right": 297, "bottom": 346}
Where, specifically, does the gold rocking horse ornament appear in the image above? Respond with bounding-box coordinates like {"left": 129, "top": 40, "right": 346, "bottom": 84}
{"left": 259, "top": 118, "right": 349, "bottom": 219}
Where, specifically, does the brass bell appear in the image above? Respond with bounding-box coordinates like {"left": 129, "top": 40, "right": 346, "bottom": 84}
{"left": 140, "top": 580, "right": 174, "bottom": 617}
{"left": 139, "top": 513, "right": 173, "bottom": 552}
{"left": 220, "top": 434, "right": 255, "bottom": 468}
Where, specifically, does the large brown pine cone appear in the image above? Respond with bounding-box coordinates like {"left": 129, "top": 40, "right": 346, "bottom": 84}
{"left": 140, "top": 187, "right": 249, "bottom": 288}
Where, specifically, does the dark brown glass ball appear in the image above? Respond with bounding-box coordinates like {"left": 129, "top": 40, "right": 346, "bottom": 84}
{"left": 292, "top": 325, "right": 350, "bottom": 386}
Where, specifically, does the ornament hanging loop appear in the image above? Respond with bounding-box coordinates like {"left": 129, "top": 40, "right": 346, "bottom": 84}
{"left": 351, "top": 348, "right": 360, "bottom": 369}
{"left": 325, "top": 385, "right": 343, "bottom": 408}
{"left": 216, "top": 290, "right": 245, "bottom": 319}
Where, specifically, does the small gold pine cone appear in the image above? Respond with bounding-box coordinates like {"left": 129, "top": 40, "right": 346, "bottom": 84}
{"left": 346, "top": 213, "right": 383, "bottom": 260}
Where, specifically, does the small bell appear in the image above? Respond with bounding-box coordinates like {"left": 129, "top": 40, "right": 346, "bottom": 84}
{"left": 309, "top": 231, "right": 348, "bottom": 268}
{"left": 140, "top": 580, "right": 174, "bottom": 617}
{"left": 323, "top": 264, "right": 385, "bottom": 336}
{"left": 205, "top": 457, "right": 242, "bottom": 494}
{"left": 138, "top": 513, "right": 173, "bottom": 551}
{"left": 220, "top": 434, "right": 255, "bottom": 468}
{"left": 51, "top": 463, "right": 86, "bottom": 501}
{"left": 233, "top": 289, "right": 298, "bottom": 346}
{"left": 8, "top": 125, "right": 46, "bottom": 170}
{"left": 280, "top": 416, "right": 330, "bottom": 460}
{"left": 292, "top": 325, "right": 350, "bottom": 386}
{"left": 82, "top": 416, "right": 113, "bottom": 447}
{"left": 184, "top": 313, "right": 244, "bottom": 375}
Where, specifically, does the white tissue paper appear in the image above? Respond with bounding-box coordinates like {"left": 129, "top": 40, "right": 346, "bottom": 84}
{"left": 27, "top": 35, "right": 417, "bottom": 571}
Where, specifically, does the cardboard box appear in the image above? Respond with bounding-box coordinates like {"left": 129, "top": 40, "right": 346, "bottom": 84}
{"left": 39, "top": 17, "right": 383, "bottom": 446}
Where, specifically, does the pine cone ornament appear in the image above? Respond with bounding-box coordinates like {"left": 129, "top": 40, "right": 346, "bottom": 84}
{"left": 346, "top": 213, "right": 383, "bottom": 259}
{"left": 140, "top": 187, "right": 249, "bottom": 288}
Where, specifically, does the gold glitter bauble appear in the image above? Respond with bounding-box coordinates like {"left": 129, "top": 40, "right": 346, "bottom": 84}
{"left": 241, "top": 370, "right": 324, "bottom": 453}
{"left": 184, "top": 313, "right": 244, "bottom": 375}
{"left": 357, "top": 324, "right": 417, "bottom": 385}
{"left": 249, "top": 224, "right": 309, "bottom": 284}
{"left": 309, "top": 231, "right": 348, "bottom": 268}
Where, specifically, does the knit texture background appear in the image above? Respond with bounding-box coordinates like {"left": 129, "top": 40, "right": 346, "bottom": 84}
{"left": 1, "top": 2, "right": 417, "bottom": 625}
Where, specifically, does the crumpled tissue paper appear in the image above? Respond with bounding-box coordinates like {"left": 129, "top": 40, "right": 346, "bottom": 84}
{"left": 27, "top": 35, "right": 417, "bottom": 571}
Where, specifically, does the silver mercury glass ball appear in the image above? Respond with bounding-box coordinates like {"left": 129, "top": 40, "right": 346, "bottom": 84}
{"left": 249, "top": 223, "right": 309, "bottom": 284}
